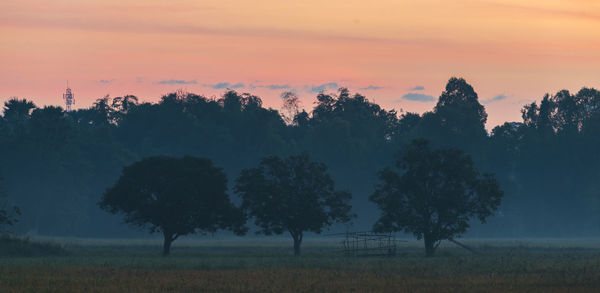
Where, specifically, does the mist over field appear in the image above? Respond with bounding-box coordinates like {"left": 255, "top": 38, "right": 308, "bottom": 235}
{"left": 2, "top": 80, "right": 600, "bottom": 240}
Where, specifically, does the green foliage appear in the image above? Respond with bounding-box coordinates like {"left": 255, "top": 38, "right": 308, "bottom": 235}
{"left": 99, "top": 156, "right": 246, "bottom": 255}
{"left": 236, "top": 153, "right": 353, "bottom": 255}
{"left": 370, "top": 139, "right": 503, "bottom": 256}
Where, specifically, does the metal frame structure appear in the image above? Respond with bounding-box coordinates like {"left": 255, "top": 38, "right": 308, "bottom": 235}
{"left": 341, "top": 231, "right": 401, "bottom": 256}
{"left": 63, "top": 81, "right": 75, "bottom": 112}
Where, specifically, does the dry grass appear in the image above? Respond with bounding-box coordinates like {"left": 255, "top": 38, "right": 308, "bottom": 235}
{"left": 2, "top": 265, "right": 600, "bottom": 293}
{"left": 2, "top": 238, "right": 600, "bottom": 292}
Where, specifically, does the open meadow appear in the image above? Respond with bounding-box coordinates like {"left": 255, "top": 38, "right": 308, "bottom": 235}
{"left": 2, "top": 237, "right": 600, "bottom": 292}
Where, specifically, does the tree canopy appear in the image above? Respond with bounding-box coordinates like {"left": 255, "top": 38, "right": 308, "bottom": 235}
{"left": 235, "top": 154, "right": 353, "bottom": 255}
{"left": 99, "top": 156, "right": 246, "bottom": 255}
{"left": 370, "top": 139, "right": 503, "bottom": 256}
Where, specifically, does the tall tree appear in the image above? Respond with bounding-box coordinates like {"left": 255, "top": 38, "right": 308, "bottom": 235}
{"left": 434, "top": 77, "right": 487, "bottom": 132}
{"left": 370, "top": 139, "right": 503, "bottom": 256}
{"left": 235, "top": 154, "right": 353, "bottom": 255}
{"left": 99, "top": 156, "right": 247, "bottom": 255}
{"left": 280, "top": 91, "right": 301, "bottom": 125}
{"left": 416, "top": 77, "right": 488, "bottom": 154}
{"left": 111, "top": 95, "right": 139, "bottom": 123}
{"left": 112, "top": 95, "right": 138, "bottom": 114}
{"left": 91, "top": 95, "right": 115, "bottom": 126}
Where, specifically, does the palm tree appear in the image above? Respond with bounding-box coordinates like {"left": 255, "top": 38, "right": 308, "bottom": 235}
{"left": 3, "top": 98, "right": 36, "bottom": 121}
{"left": 2, "top": 98, "right": 36, "bottom": 136}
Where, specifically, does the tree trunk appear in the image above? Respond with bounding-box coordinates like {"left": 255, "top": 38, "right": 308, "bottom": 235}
{"left": 291, "top": 231, "right": 303, "bottom": 256}
{"left": 163, "top": 231, "right": 174, "bottom": 256}
{"left": 424, "top": 233, "right": 436, "bottom": 257}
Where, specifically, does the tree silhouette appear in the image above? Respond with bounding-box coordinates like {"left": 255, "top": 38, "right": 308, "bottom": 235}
{"left": 280, "top": 91, "right": 301, "bottom": 125}
{"left": 112, "top": 95, "right": 138, "bottom": 114}
{"left": 435, "top": 77, "right": 487, "bottom": 129}
{"left": 370, "top": 139, "right": 503, "bottom": 256}
{"left": 414, "top": 78, "right": 488, "bottom": 157}
{"left": 4, "top": 79, "right": 600, "bottom": 237}
{"left": 0, "top": 176, "right": 20, "bottom": 233}
{"left": 2, "top": 98, "right": 36, "bottom": 136}
{"left": 99, "top": 156, "right": 246, "bottom": 255}
{"left": 3, "top": 98, "right": 36, "bottom": 121}
{"left": 91, "top": 95, "right": 114, "bottom": 126}
{"left": 235, "top": 154, "right": 353, "bottom": 255}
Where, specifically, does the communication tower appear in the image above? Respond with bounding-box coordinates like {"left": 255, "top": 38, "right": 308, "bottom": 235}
{"left": 63, "top": 81, "right": 75, "bottom": 111}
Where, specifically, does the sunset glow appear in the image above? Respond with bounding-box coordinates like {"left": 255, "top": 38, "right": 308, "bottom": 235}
{"left": 2, "top": 0, "right": 600, "bottom": 127}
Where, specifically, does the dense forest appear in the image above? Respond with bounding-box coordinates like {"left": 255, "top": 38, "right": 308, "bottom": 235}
{"left": 1, "top": 77, "right": 600, "bottom": 238}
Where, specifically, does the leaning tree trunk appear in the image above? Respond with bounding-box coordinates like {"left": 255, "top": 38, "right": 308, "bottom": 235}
{"left": 291, "top": 231, "right": 303, "bottom": 256}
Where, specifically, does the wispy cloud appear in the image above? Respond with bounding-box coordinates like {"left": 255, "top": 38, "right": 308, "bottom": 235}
{"left": 310, "top": 82, "right": 339, "bottom": 93}
{"left": 400, "top": 93, "right": 436, "bottom": 102}
{"left": 482, "top": 94, "right": 509, "bottom": 104}
{"left": 249, "top": 84, "right": 291, "bottom": 90}
{"left": 0, "top": 12, "right": 449, "bottom": 47}
{"left": 99, "top": 79, "right": 115, "bottom": 84}
{"left": 410, "top": 85, "right": 425, "bottom": 91}
{"left": 264, "top": 84, "right": 290, "bottom": 90}
{"left": 513, "top": 98, "right": 535, "bottom": 105}
{"left": 157, "top": 79, "right": 198, "bottom": 85}
{"left": 360, "top": 85, "right": 384, "bottom": 90}
{"left": 204, "top": 82, "right": 245, "bottom": 89}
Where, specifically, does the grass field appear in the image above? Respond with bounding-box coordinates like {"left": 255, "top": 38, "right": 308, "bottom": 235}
{"left": 2, "top": 237, "right": 600, "bottom": 292}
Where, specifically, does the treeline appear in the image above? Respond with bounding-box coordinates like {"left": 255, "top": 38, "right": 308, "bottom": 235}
{"left": 1, "top": 77, "right": 600, "bottom": 237}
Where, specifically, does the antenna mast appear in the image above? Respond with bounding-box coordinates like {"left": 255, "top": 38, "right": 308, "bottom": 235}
{"left": 63, "top": 81, "right": 75, "bottom": 111}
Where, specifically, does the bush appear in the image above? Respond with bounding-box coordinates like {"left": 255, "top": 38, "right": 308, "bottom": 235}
{"left": 0, "top": 235, "right": 66, "bottom": 257}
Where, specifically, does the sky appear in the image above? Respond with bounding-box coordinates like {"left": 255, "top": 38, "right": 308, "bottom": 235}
{"left": 2, "top": 0, "right": 600, "bottom": 128}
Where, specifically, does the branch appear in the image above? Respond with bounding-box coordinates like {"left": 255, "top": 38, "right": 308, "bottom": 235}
{"left": 448, "top": 238, "right": 478, "bottom": 254}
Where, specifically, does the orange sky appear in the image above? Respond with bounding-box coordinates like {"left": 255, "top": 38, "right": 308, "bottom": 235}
{"left": 2, "top": 0, "right": 600, "bottom": 127}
